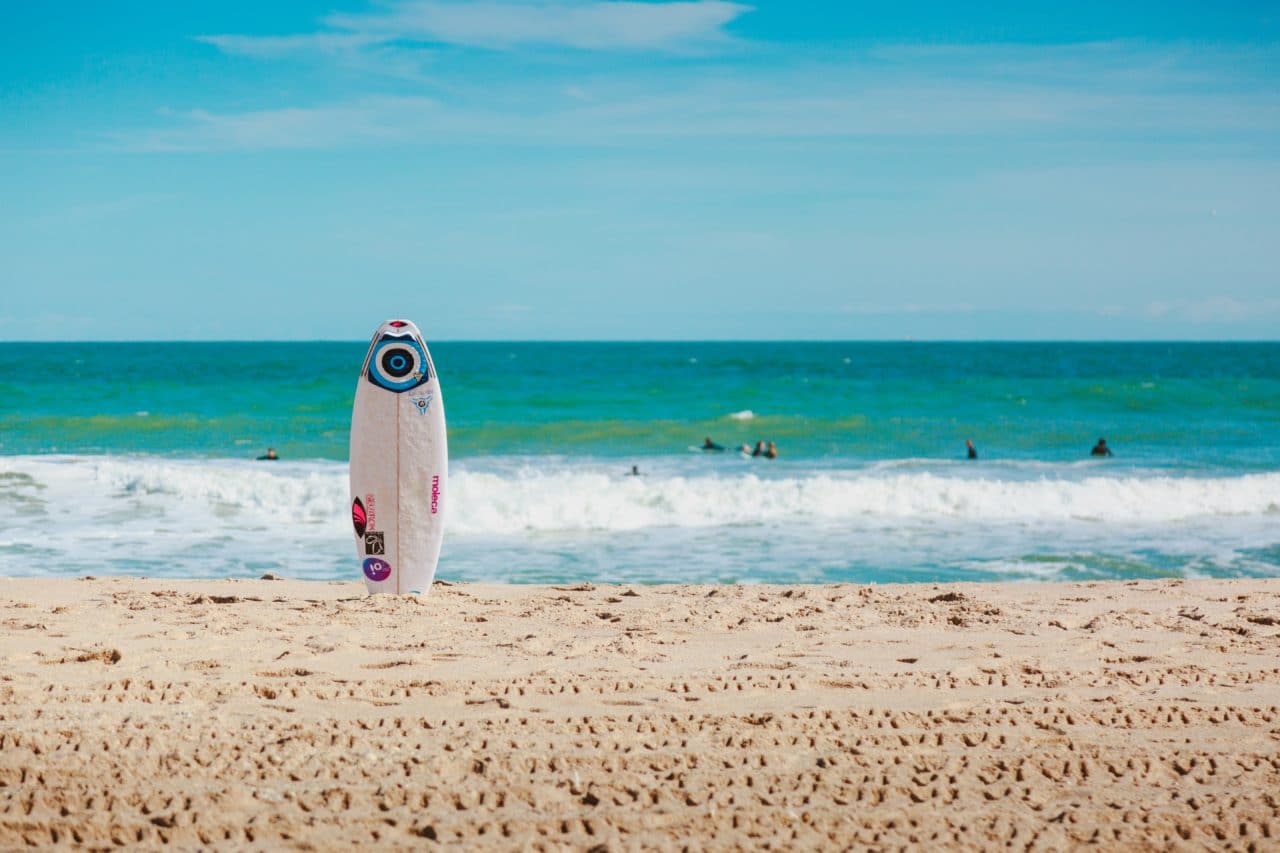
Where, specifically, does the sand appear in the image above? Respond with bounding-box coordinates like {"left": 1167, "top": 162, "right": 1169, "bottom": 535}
{"left": 1, "top": 577, "right": 1278, "bottom": 850}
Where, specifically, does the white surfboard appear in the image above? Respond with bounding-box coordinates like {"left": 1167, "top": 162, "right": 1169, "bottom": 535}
{"left": 349, "top": 320, "right": 448, "bottom": 594}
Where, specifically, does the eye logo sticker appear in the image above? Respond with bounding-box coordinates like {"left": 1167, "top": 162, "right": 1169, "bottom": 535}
{"left": 364, "top": 531, "right": 385, "bottom": 555}
{"left": 363, "top": 557, "right": 392, "bottom": 582}
{"left": 351, "top": 498, "right": 368, "bottom": 537}
{"left": 367, "top": 335, "right": 431, "bottom": 393}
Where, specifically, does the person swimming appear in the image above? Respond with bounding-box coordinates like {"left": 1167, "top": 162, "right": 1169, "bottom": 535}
{"left": 751, "top": 441, "right": 765, "bottom": 457}
{"left": 257, "top": 447, "right": 278, "bottom": 461}
{"left": 764, "top": 441, "right": 778, "bottom": 459}
{"left": 966, "top": 439, "right": 977, "bottom": 460}
{"left": 702, "top": 437, "right": 725, "bottom": 452}
{"left": 1091, "top": 438, "right": 1113, "bottom": 457}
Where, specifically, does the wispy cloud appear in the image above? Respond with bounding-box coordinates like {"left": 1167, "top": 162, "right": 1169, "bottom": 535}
{"left": 118, "top": 60, "right": 1280, "bottom": 153}
{"left": 839, "top": 302, "right": 977, "bottom": 316}
{"left": 1144, "top": 297, "right": 1280, "bottom": 323}
{"left": 199, "top": 0, "right": 751, "bottom": 61}
{"left": 123, "top": 98, "right": 438, "bottom": 151}
{"left": 195, "top": 31, "right": 436, "bottom": 82}
{"left": 331, "top": 0, "right": 750, "bottom": 50}
{"left": 195, "top": 32, "right": 380, "bottom": 59}
{"left": 30, "top": 193, "right": 173, "bottom": 226}
{"left": 157, "top": 27, "right": 1280, "bottom": 154}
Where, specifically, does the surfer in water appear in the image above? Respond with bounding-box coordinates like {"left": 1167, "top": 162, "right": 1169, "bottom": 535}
{"left": 627, "top": 465, "right": 641, "bottom": 476}
{"left": 702, "top": 437, "right": 725, "bottom": 452}
{"left": 966, "top": 439, "right": 977, "bottom": 460}
{"left": 764, "top": 441, "right": 778, "bottom": 459}
{"left": 752, "top": 441, "right": 766, "bottom": 457}
{"left": 257, "top": 447, "right": 279, "bottom": 461}
{"left": 1091, "top": 438, "right": 1114, "bottom": 457}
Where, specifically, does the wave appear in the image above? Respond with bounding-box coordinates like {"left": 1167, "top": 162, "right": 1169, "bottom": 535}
{"left": 2, "top": 455, "right": 1277, "bottom": 537}
{"left": 452, "top": 468, "right": 1280, "bottom": 533}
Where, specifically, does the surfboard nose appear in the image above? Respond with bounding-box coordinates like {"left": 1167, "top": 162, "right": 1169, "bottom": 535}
{"left": 379, "top": 319, "right": 421, "bottom": 337}
{"left": 364, "top": 320, "right": 434, "bottom": 393}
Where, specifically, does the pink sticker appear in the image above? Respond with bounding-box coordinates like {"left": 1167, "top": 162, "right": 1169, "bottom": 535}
{"left": 351, "top": 498, "right": 368, "bottom": 537}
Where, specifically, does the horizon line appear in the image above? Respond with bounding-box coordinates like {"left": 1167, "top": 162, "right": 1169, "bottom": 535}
{"left": 2, "top": 338, "right": 1279, "bottom": 345}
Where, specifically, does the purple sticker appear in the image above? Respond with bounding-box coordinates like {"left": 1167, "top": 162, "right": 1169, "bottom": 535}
{"left": 363, "top": 557, "right": 392, "bottom": 582}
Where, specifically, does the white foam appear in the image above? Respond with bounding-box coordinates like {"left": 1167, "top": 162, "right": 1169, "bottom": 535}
{"left": 727, "top": 410, "right": 755, "bottom": 420}
{"left": 3, "top": 455, "right": 1279, "bottom": 536}
{"left": 2, "top": 454, "right": 1278, "bottom": 579}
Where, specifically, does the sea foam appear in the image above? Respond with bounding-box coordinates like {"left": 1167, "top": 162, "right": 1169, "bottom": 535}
{"left": 2, "top": 455, "right": 1278, "bottom": 581}
{"left": 2, "top": 455, "right": 1277, "bottom": 536}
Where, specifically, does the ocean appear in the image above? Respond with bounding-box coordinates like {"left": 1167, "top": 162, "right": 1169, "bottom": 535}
{"left": 1, "top": 341, "right": 1278, "bottom": 584}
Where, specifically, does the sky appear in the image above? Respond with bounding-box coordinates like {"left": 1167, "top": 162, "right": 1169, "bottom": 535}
{"left": 2, "top": 1, "right": 1279, "bottom": 340}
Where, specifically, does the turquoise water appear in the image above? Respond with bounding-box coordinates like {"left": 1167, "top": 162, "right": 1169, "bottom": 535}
{"left": 4, "top": 341, "right": 1279, "bottom": 465}
{"left": 1, "top": 342, "right": 1278, "bottom": 583}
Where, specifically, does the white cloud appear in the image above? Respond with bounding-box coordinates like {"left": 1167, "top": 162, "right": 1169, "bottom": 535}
{"left": 198, "top": 0, "right": 750, "bottom": 61}
{"left": 1144, "top": 298, "right": 1280, "bottom": 323}
{"left": 194, "top": 32, "right": 380, "bottom": 59}
{"left": 30, "top": 193, "right": 172, "bottom": 226}
{"left": 150, "top": 34, "right": 1280, "bottom": 153}
{"left": 329, "top": 0, "right": 750, "bottom": 50}
{"left": 839, "top": 302, "right": 977, "bottom": 315}
{"left": 124, "top": 98, "right": 439, "bottom": 151}
{"left": 118, "top": 63, "right": 1280, "bottom": 152}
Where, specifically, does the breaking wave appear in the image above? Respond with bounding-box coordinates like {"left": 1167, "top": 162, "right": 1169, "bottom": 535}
{"left": 2, "top": 455, "right": 1277, "bottom": 581}
{"left": 1, "top": 455, "right": 1277, "bottom": 537}
{"left": 451, "top": 468, "right": 1280, "bottom": 532}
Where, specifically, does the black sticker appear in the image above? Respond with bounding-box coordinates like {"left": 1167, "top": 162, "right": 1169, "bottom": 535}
{"left": 364, "top": 531, "right": 385, "bottom": 555}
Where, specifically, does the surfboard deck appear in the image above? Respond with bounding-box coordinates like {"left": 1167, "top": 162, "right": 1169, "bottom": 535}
{"left": 349, "top": 320, "right": 447, "bottom": 594}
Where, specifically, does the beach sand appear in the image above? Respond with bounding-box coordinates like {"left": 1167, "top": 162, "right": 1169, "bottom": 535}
{"left": 2, "top": 578, "right": 1278, "bottom": 850}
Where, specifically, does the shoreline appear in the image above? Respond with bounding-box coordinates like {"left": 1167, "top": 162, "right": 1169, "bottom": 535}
{"left": 3, "top": 577, "right": 1278, "bottom": 848}
{"left": 6, "top": 451, "right": 1280, "bottom": 584}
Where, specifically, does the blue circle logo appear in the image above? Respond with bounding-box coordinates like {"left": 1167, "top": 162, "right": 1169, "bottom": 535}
{"left": 368, "top": 336, "right": 430, "bottom": 392}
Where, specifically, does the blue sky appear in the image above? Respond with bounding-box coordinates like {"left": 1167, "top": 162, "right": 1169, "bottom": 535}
{"left": 2, "top": 1, "right": 1279, "bottom": 340}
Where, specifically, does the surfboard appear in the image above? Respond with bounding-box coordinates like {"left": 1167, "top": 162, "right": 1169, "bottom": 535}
{"left": 349, "top": 320, "right": 448, "bottom": 594}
